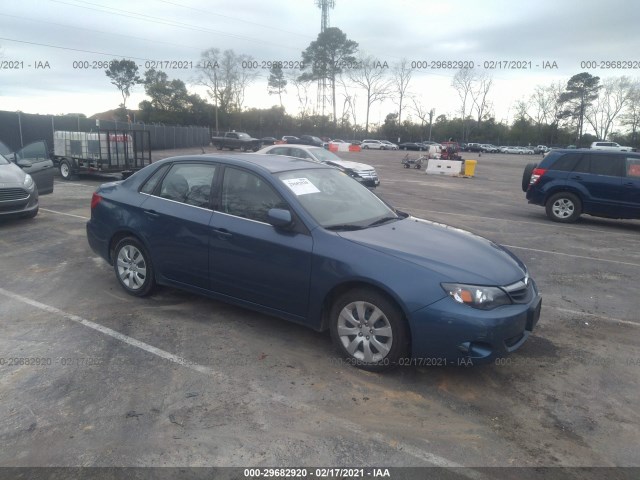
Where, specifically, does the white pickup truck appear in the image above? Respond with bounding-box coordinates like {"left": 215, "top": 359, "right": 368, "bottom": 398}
{"left": 590, "top": 141, "right": 636, "bottom": 152}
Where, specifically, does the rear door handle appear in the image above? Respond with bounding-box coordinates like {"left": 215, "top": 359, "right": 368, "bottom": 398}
{"left": 623, "top": 182, "right": 635, "bottom": 188}
{"left": 144, "top": 209, "right": 160, "bottom": 218}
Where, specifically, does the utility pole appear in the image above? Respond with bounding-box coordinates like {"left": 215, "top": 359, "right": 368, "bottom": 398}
{"left": 315, "top": 0, "right": 335, "bottom": 124}
{"left": 428, "top": 108, "right": 435, "bottom": 141}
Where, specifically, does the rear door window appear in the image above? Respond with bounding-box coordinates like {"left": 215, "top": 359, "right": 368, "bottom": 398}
{"left": 155, "top": 163, "right": 217, "bottom": 208}
{"left": 589, "top": 155, "right": 624, "bottom": 176}
{"left": 626, "top": 158, "right": 640, "bottom": 177}
{"left": 551, "top": 153, "right": 582, "bottom": 171}
{"left": 268, "top": 147, "right": 290, "bottom": 156}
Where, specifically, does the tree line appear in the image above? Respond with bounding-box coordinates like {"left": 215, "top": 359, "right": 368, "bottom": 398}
{"left": 103, "top": 27, "right": 640, "bottom": 147}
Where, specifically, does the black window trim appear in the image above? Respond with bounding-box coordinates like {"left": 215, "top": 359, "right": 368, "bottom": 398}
{"left": 215, "top": 164, "right": 310, "bottom": 235}
{"left": 139, "top": 161, "right": 219, "bottom": 210}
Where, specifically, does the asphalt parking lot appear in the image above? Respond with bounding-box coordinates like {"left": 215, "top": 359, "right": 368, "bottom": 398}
{"left": 0, "top": 147, "right": 639, "bottom": 473}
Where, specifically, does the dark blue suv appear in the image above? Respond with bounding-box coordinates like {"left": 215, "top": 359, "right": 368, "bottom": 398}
{"left": 523, "top": 149, "right": 640, "bottom": 222}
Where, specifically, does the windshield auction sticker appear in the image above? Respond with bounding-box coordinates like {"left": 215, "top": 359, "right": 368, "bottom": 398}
{"left": 282, "top": 178, "right": 320, "bottom": 195}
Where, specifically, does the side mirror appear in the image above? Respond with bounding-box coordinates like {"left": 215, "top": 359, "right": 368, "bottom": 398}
{"left": 267, "top": 208, "right": 293, "bottom": 229}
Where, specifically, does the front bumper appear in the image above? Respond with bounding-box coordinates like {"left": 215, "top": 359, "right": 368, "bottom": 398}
{"left": 0, "top": 187, "right": 38, "bottom": 218}
{"left": 408, "top": 290, "right": 542, "bottom": 365}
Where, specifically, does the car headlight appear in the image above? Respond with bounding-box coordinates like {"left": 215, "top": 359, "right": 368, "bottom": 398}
{"left": 23, "top": 174, "right": 35, "bottom": 190}
{"left": 441, "top": 283, "right": 511, "bottom": 310}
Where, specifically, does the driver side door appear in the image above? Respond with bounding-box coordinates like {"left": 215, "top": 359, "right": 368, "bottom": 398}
{"left": 208, "top": 166, "right": 313, "bottom": 319}
{"left": 14, "top": 141, "right": 55, "bottom": 195}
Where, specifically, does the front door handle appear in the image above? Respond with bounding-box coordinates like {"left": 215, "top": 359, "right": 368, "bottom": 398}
{"left": 144, "top": 209, "right": 160, "bottom": 218}
{"left": 212, "top": 227, "right": 233, "bottom": 238}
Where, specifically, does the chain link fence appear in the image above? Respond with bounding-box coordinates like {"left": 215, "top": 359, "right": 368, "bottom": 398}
{"left": 0, "top": 111, "right": 210, "bottom": 152}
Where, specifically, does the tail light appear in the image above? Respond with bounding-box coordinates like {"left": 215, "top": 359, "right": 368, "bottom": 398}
{"left": 529, "top": 168, "right": 547, "bottom": 186}
{"left": 91, "top": 192, "right": 103, "bottom": 210}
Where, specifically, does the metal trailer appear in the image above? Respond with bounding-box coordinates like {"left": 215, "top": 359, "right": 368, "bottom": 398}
{"left": 52, "top": 129, "right": 151, "bottom": 180}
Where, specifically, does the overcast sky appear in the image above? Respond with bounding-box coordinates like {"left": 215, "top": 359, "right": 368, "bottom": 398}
{"left": 1, "top": 0, "right": 639, "bottom": 129}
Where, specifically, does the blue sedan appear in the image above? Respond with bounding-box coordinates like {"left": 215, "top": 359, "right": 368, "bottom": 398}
{"left": 87, "top": 154, "right": 541, "bottom": 370}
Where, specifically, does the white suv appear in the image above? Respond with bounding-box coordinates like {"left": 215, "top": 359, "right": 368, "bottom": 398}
{"left": 360, "top": 139, "right": 386, "bottom": 150}
{"left": 590, "top": 141, "right": 636, "bottom": 152}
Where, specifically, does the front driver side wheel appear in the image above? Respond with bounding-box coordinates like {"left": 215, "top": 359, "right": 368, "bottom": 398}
{"left": 113, "top": 237, "right": 156, "bottom": 296}
{"left": 330, "top": 288, "right": 408, "bottom": 371}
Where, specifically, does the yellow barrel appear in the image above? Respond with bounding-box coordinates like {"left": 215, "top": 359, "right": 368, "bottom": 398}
{"left": 464, "top": 159, "right": 477, "bottom": 177}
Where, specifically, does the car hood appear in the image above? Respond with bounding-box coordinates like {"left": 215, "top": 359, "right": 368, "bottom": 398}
{"left": 0, "top": 162, "right": 27, "bottom": 186}
{"left": 326, "top": 159, "right": 374, "bottom": 172}
{"left": 337, "top": 216, "right": 526, "bottom": 285}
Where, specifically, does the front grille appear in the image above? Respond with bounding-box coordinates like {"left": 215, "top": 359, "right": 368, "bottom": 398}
{"left": 0, "top": 188, "right": 29, "bottom": 202}
{"left": 503, "top": 277, "right": 533, "bottom": 304}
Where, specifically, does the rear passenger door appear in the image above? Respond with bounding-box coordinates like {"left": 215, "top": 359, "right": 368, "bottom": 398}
{"left": 570, "top": 154, "right": 624, "bottom": 216}
{"left": 139, "top": 162, "right": 217, "bottom": 288}
{"left": 623, "top": 157, "right": 640, "bottom": 217}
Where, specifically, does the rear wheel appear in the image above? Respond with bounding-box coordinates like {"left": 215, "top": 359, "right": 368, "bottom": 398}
{"left": 113, "top": 237, "right": 155, "bottom": 296}
{"left": 330, "top": 288, "right": 408, "bottom": 371}
{"left": 521, "top": 163, "right": 537, "bottom": 192}
{"left": 546, "top": 192, "right": 582, "bottom": 223}
{"left": 59, "top": 159, "right": 75, "bottom": 180}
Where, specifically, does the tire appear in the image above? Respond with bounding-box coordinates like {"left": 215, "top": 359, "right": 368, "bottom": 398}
{"left": 113, "top": 237, "right": 155, "bottom": 296}
{"left": 59, "top": 159, "right": 75, "bottom": 180}
{"left": 521, "top": 162, "right": 537, "bottom": 192}
{"left": 363, "top": 145, "right": 369, "bottom": 150}
{"left": 402, "top": 147, "right": 407, "bottom": 151}
{"left": 216, "top": 144, "right": 223, "bottom": 150}
{"left": 330, "top": 288, "right": 409, "bottom": 371}
{"left": 545, "top": 192, "right": 582, "bottom": 223}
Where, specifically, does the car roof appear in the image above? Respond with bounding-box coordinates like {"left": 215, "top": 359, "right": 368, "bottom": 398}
{"left": 263, "top": 144, "right": 323, "bottom": 153}
{"left": 154, "top": 153, "right": 333, "bottom": 174}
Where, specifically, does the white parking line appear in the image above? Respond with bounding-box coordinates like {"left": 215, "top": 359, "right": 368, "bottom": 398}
{"left": 410, "top": 208, "right": 640, "bottom": 238}
{"left": 0, "top": 286, "right": 481, "bottom": 474}
{"left": 53, "top": 181, "right": 97, "bottom": 188}
{"left": 502, "top": 244, "right": 640, "bottom": 268}
{"left": 40, "top": 208, "right": 89, "bottom": 220}
{"left": 549, "top": 306, "right": 639, "bottom": 327}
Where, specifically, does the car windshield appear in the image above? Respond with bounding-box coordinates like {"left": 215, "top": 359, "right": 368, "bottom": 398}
{"left": 277, "top": 168, "right": 397, "bottom": 229}
{"left": 307, "top": 147, "right": 342, "bottom": 162}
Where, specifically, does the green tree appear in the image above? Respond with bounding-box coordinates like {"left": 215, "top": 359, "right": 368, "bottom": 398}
{"left": 268, "top": 65, "right": 287, "bottom": 108}
{"left": 105, "top": 59, "right": 142, "bottom": 111}
{"left": 558, "top": 72, "right": 600, "bottom": 143}
{"left": 139, "top": 69, "right": 212, "bottom": 126}
{"left": 300, "top": 27, "right": 358, "bottom": 126}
